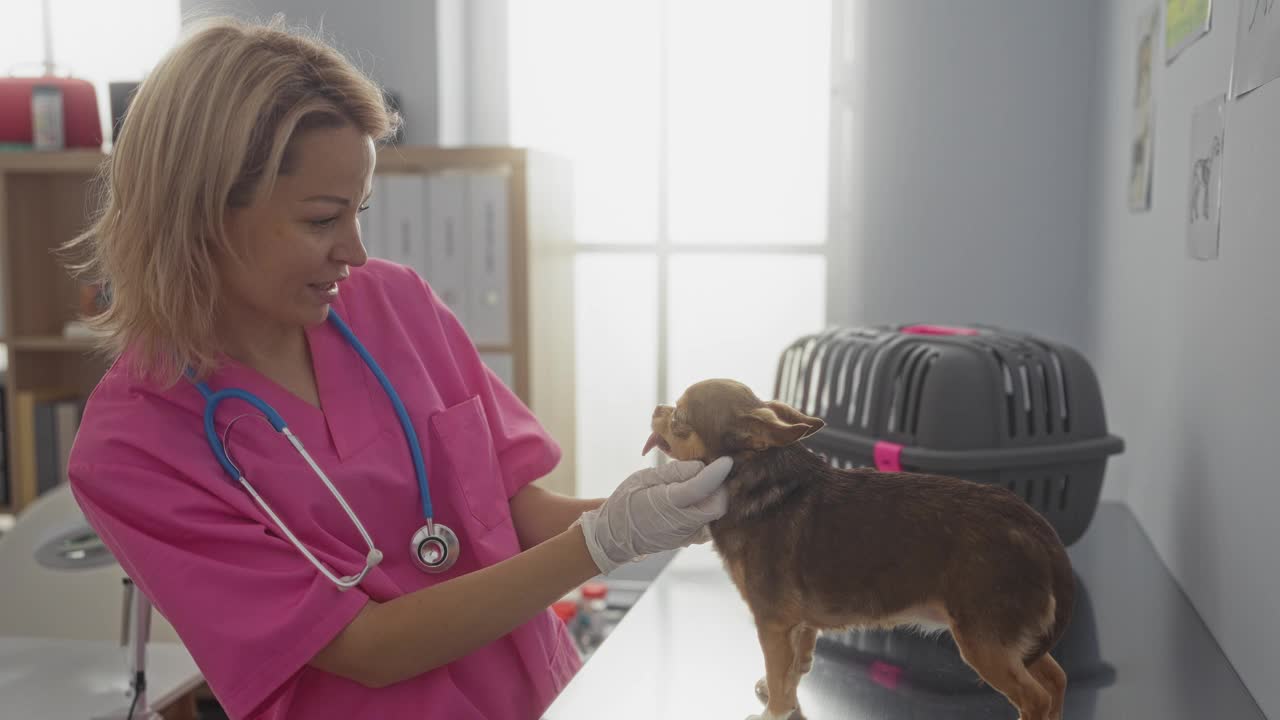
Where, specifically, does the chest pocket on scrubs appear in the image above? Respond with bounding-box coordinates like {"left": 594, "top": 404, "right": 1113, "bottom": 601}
{"left": 430, "top": 395, "right": 509, "bottom": 532}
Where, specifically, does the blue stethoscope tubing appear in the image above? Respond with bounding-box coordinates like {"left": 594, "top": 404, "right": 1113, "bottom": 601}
{"left": 189, "top": 310, "right": 460, "bottom": 589}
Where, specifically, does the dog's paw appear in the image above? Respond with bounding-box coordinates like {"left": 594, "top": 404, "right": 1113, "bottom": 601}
{"left": 754, "top": 677, "right": 769, "bottom": 704}
{"left": 796, "top": 654, "right": 814, "bottom": 674}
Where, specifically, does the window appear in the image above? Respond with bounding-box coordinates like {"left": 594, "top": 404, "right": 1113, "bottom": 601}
{"left": 510, "top": 0, "right": 831, "bottom": 497}
{"left": 0, "top": 0, "right": 180, "bottom": 148}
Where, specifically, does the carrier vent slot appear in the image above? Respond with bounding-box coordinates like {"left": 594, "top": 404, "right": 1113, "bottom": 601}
{"left": 887, "top": 345, "right": 929, "bottom": 434}
{"left": 885, "top": 378, "right": 902, "bottom": 433}
{"left": 795, "top": 340, "right": 814, "bottom": 406}
{"left": 805, "top": 339, "right": 834, "bottom": 416}
{"left": 834, "top": 343, "right": 861, "bottom": 425}
{"left": 790, "top": 345, "right": 807, "bottom": 407}
{"left": 849, "top": 335, "right": 896, "bottom": 428}
{"left": 1027, "top": 339, "right": 1072, "bottom": 434}
{"left": 816, "top": 337, "right": 842, "bottom": 419}
{"left": 860, "top": 337, "right": 901, "bottom": 429}
{"left": 792, "top": 340, "right": 815, "bottom": 406}
{"left": 845, "top": 346, "right": 869, "bottom": 426}
{"left": 1038, "top": 363, "right": 1053, "bottom": 435}
{"left": 779, "top": 346, "right": 800, "bottom": 406}
{"left": 1018, "top": 364, "right": 1034, "bottom": 436}
{"left": 823, "top": 341, "right": 853, "bottom": 419}
{"left": 984, "top": 346, "right": 1018, "bottom": 438}
{"left": 793, "top": 338, "right": 814, "bottom": 407}
{"left": 1059, "top": 474, "right": 1070, "bottom": 511}
{"left": 783, "top": 340, "right": 793, "bottom": 404}
{"left": 774, "top": 346, "right": 794, "bottom": 403}
{"left": 906, "top": 352, "right": 937, "bottom": 436}
{"left": 1051, "top": 350, "right": 1071, "bottom": 433}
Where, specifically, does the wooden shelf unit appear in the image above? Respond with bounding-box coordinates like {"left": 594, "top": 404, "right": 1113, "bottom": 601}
{"left": 0, "top": 146, "right": 576, "bottom": 515}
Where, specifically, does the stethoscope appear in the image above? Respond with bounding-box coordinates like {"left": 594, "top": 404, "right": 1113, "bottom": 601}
{"left": 189, "top": 310, "right": 459, "bottom": 590}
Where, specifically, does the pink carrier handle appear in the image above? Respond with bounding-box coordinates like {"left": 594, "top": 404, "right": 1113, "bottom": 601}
{"left": 901, "top": 324, "right": 979, "bottom": 336}
{"left": 874, "top": 441, "right": 904, "bottom": 471}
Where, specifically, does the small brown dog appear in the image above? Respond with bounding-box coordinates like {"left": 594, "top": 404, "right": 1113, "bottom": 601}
{"left": 644, "top": 379, "right": 1074, "bottom": 720}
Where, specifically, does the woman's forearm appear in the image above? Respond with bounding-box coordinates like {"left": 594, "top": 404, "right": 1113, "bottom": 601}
{"left": 510, "top": 484, "right": 605, "bottom": 549}
{"left": 312, "top": 524, "right": 599, "bottom": 688}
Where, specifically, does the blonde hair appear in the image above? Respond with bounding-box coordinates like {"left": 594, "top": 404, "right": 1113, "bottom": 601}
{"left": 64, "top": 14, "right": 400, "bottom": 385}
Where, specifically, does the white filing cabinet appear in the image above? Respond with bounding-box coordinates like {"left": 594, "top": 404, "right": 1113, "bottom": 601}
{"left": 368, "top": 148, "right": 577, "bottom": 495}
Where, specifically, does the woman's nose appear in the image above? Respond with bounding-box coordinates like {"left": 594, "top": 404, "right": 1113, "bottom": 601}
{"left": 337, "top": 217, "right": 370, "bottom": 266}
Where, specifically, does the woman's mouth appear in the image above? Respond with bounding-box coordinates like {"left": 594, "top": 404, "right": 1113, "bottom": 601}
{"left": 308, "top": 281, "right": 339, "bottom": 302}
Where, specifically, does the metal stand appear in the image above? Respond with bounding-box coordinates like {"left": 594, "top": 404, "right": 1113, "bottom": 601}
{"left": 92, "top": 578, "right": 162, "bottom": 720}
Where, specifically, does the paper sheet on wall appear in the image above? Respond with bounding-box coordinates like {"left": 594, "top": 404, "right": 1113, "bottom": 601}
{"left": 1166, "top": 0, "right": 1212, "bottom": 62}
{"left": 1130, "top": 6, "right": 1159, "bottom": 212}
{"left": 1231, "top": 0, "right": 1280, "bottom": 97}
{"left": 1186, "top": 95, "right": 1225, "bottom": 260}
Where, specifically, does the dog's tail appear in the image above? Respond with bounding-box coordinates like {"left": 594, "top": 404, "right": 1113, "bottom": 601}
{"left": 1025, "top": 540, "right": 1075, "bottom": 664}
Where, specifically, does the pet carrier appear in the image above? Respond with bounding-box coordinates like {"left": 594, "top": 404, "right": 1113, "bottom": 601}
{"left": 775, "top": 323, "right": 1123, "bottom": 545}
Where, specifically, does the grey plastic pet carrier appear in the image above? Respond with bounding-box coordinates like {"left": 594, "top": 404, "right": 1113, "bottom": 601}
{"left": 775, "top": 323, "right": 1124, "bottom": 546}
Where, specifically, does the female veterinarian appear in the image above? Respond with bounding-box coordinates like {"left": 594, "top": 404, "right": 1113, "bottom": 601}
{"left": 64, "top": 16, "right": 732, "bottom": 720}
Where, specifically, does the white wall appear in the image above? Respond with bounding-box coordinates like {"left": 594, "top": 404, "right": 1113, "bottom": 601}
{"left": 832, "top": 1, "right": 1099, "bottom": 359}
{"left": 1090, "top": 1, "right": 1280, "bottom": 716}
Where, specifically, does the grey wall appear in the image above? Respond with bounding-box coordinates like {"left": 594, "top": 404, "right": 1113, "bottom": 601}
{"left": 179, "top": 0, "right": 510, "bottom": 146}
{"left": 832, "top": 1, "right": 1099, "bottom": 360}
{"left": 839, "top": 1, "right": 1278, "bottom": 711}
{"left": 1090, "top": 1, "right": 1280, "bottom": 716}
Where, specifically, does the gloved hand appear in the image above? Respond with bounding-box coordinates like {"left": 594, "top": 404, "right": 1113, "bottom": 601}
{"left": 576, "top": 456, "right": 734, "bottom": 575}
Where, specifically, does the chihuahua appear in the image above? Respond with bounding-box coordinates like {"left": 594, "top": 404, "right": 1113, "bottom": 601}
{"left": 644, "top": 379, "right": 1074, "bottom": 720}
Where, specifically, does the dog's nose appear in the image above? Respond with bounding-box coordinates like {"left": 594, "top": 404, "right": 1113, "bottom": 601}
{"left": 653, "top": 405, "right": 671, "bottom": 418}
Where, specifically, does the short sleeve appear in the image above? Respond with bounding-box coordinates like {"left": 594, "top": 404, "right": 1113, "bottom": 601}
{"left": 68, "top": 461, "right": 370, "bottom": 719}
{"left": 408, "top": 268, "right": 562, "bottom": 498}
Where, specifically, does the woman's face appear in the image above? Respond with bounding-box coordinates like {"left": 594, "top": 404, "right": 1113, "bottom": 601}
{"left": 221, "top": 124, "right": 375, "bottom": 335}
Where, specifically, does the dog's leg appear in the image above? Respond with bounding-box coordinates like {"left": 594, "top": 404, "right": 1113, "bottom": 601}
{"left": 747, "top": 623, "right": 800, "bottom": 720}
{"left": 950, "top": 625, "right": 1052, "bottom": 720}
{"left": 1028, "top": 653, "right": 1067, "bottom": 720}
{"left": 791, "top": 625, "right": 818, "bottom": 676}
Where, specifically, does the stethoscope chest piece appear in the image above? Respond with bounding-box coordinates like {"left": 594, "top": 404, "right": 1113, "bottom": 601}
{"left": 411, "top": 521, "right": 460, "bottom": 573}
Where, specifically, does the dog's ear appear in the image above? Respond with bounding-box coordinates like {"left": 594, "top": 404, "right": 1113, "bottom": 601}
{"left": 764, "top": 401, "right": 825, "bottom": 437}
{"left": 734, "top": 403, "right": 825, "bottom": 449}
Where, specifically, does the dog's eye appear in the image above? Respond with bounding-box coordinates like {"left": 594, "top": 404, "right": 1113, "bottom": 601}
{"left": 671, "top": 409, "right": 692, "bottom": 437}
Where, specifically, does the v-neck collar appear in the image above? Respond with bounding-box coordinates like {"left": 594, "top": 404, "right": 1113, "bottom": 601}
{"left": 207, "top": 302, "right": 382, "bottom": 463}
{"left": 305, "top": 307, "right": 382, "bottom": 460}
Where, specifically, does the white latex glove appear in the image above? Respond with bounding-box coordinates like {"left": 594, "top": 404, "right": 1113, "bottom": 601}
{"left": 576, "top": 456, "right": 734, "bottom": 575}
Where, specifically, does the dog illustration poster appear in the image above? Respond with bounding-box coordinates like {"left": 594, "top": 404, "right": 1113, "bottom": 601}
{"left": 1165, "top": 0, "right": 1212, "bottom": 62}
{"left": 1186, "top": 95, "right": 1224, "bottom": 260}
{"left": 1130, "top": 6, "right": 1159, "bottom": 212}
{"left": 1232, "top": 0, "right": 1280, "bottom": 97}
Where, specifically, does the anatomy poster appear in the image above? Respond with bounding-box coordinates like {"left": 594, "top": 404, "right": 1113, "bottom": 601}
{"left": 1186, "top": 95, "right": 1225, "bottom": 260}
{"left": 1166, "top": 0, "right": 1212, "bottom": 62}
{"left": 1232, "top": 0, "right": 1280, "bottom": 97}
{"left": 1130, "top": 6, "right": 1159, "bottom": 212}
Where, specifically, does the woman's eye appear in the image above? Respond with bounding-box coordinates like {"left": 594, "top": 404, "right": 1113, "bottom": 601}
{"left": 310, "top": 217, "right": 338, "bottom": 229}
{"left": 358, "top": 203, "right": 371, "bottom": 213}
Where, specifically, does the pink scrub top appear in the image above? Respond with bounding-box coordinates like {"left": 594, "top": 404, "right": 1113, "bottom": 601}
{"left": 67, "top": 259, "right": 581, "bottom": 719}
